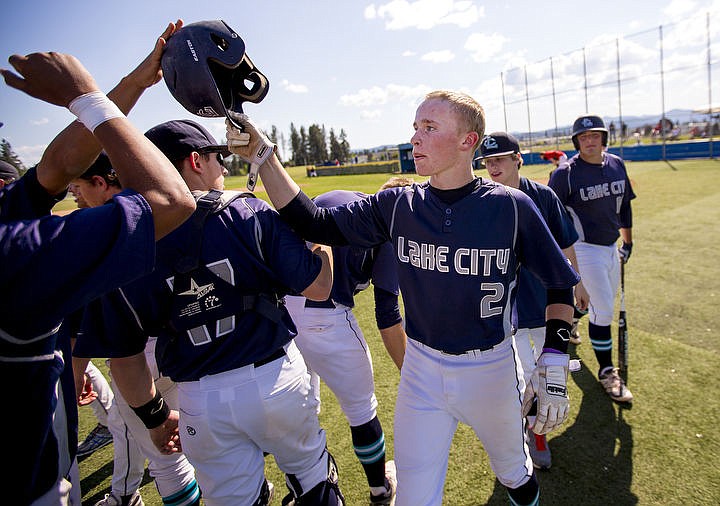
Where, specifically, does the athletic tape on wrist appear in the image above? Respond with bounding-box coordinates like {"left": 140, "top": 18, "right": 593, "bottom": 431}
{"left": 130, "top": 390, "right": 170, "bottom": 429}
{"left": 68, "top": 91, "right": 124, "bottom": 132}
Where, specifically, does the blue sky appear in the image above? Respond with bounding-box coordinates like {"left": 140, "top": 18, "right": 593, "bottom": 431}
{"left": 1, "top": 0, "right": 718, "bottom": 165}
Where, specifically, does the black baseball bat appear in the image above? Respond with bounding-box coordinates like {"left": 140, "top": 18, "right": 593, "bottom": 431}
{"left": 618, "top": 261, "right": 628, "bottom": 383}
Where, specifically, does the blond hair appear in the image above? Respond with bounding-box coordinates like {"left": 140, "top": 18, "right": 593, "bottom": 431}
{"left": 379, "top": 176, "right": 416, "bottom": 191}
{"left": 425, "top": 90, "right": 485, "bottom": 149}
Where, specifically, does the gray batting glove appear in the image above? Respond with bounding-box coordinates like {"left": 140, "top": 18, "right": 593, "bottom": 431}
{"left": 522, "top": 352, "right": 570, "bottom": 434}
{"left": 225, "top": 112, "right": 276, "bottom": 190}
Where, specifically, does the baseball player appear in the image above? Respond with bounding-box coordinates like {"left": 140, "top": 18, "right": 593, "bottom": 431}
{"left": 540, "top": 150, "right": 567, "bottom": 168}
{"left": 477, "top": 132, "right": 589, "bottom": 470}
{"left": 79, "top": 119, "right": 344, "bottom": 506}
{"left": 284, "top": 178, "right": 413, "bottom": 506}
{"left": 69, "top": 153, "right": 201, "bottom": 506}
{"left": 0, "top": 30, "right": 195, "bottom": 505}
{"left": 226, "top": 90, "right": 580, "bottom": 506}
{"left": 548, "top": 114, "right": 635, "bottom": 403}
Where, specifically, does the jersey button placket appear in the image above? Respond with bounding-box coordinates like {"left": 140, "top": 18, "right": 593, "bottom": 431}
{"left": 443, "top": 208, "right": 452, "bottom": 232}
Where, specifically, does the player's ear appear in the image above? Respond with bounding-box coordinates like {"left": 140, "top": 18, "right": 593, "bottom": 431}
{"left": 188, "top": 151, "right": 203, "bottom": 174}
{"left": 461, "top": 131, "right": 479, "bottom": 150}
{"left": 90, "top": 175, "right": 106, "bottom": 188}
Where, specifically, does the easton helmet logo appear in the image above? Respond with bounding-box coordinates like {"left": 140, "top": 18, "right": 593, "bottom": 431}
{"left": 186, "top": 39, "right": 199, "bottom": 62}
{"left": 483, "top": 136, "right": 498, "bottom": 150}
{"left": 582, "top": 118, "right": 594, "bottom": 127}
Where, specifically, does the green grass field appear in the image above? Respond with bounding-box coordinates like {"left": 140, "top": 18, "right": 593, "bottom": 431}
{"left": 76, "top": 159, "right": 720, "bottom": 505}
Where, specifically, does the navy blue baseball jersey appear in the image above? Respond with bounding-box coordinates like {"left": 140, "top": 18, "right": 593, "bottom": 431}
{"left": 0, "top": 167, "right": 155, "bottom": 504}
{"left": 548, "top": 152, "right": 635, "bottom": 246}
{"left": 515, "top": 177, "right": 578, "bottom": 329}
{"left": 283, "top": 179, "right": 579, "bottom": 353}
{"left": 313, "top": 190, "right": 400, "bottom": 328}
{"left": 75, "top": 194, "right": 323, "bottom": 383}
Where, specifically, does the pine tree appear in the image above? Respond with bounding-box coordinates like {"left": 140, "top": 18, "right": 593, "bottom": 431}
{"left": 1, "top": 138, "right": 27, "bottom": 175}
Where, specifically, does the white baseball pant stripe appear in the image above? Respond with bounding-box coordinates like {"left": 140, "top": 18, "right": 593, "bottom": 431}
{"left": 513, "top": 327, "right": 545, "bottom": 389}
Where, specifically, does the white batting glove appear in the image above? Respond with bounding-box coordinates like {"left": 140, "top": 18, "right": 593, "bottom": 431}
{"left": 225, "top": 112, "right": 276, "bottom": 191}
{"left": 522, "top": 352, "right": 570, "bottom": 434}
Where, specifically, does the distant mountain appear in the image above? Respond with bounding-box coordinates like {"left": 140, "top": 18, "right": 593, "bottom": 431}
{"left": 513, "top": 108, "right": 717, "bottom": 140}
{"left": 603, "top": 109, "right": 714, "bottom": 130}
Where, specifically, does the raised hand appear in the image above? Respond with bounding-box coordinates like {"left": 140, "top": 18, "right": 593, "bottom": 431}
{"left": 1, "top": 52, "right": 99, "bottom": 106}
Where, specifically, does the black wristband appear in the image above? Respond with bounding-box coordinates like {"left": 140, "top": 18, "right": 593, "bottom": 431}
{"left": 544, "top": 319, "right": 572, "bottom": 354}
{"left": 130, "top": 390, "right": 170, "bottom": 429}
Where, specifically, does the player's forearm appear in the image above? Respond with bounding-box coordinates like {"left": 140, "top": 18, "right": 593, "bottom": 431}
{"left": 91, "top": 118, "right": 195, "bottom": 240}
{"left": 259, "top": 155, "right": 301, "bottom": 209}
{"left": 301, "top": 244, "right": 334, "bottom": 301}
{"left": 620, "top": 227, "right": 632, "bottom": 245}
{"left": 36, "top": 25, "right": 170, "bottom": 195}
{"left": 109, "top": 352, "right": 157, "bottom": 408}
{"left": 379, "top": 322, "right": 407, "bottom": 370}
{"left": 546, "top": 303, "right": 573, "bottom": 324}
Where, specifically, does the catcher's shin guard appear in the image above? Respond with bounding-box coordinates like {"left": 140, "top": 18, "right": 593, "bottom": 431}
{"left": 282, "top": 450, "right": 345, "bottom": 505}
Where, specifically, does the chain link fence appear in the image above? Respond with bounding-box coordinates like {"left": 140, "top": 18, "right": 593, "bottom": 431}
{"left": 497, "top": 10, "right": 718, "bottom": 158}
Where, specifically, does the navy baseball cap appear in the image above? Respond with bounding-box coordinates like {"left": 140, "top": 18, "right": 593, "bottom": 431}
{"left": 145, "top": 119, "right": 231, "bottom": 162}
{"left": 476, "top": 132, "right": 520, "bottom": 160}
{"left": 78, "top": 153, "right": 117, "bottom": 181}
{"left": 0, "top": 160, "right": 19, "bottom": 182}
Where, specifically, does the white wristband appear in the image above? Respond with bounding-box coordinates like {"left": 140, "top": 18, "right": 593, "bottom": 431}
{"left": 68, "top": 91, "right": 124, "bottom": 132}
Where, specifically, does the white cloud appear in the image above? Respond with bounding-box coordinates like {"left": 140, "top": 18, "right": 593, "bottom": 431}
{"left": 663, "top": 0, "right": 696, "bottom": 17}
{"left": 360, "top": 109, "right": 383, "bottom": 120}
{"left": 464, "top": 32, "right": 508, "bottom": 63}
{"left": 30, "top": 118, "right": 49, "bottom": 126}
{"left": 281, "top": 79, "right": 309, "bottom": 94}
{"left": 370, "top": 0, "right": 483, "bottom": 30}
{"left": 340, "top": 83, "right": 431, "bottom": 107}
{"left": 421, "top": 50, "right": 455, "bottom": 63}
{"left": 402, "top": 50, "right": 417, "bottom": 57}
{"left": 16, "top": 144, "right": 48, "bottom": 166}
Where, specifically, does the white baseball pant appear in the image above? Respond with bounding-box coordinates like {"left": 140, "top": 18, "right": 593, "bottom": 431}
{"left": 394, "top": 337, "right": 532, "bottom": 505}
{"left": 176, "top": 341, "right": 329, "bottom": 505}
{"left": 285, "top": 296, "right": 378, "bottom": 426}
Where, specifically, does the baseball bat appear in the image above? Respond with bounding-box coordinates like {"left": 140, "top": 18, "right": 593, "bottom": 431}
{"left": 618, "top": 261, "right": 628, "bottom": 383}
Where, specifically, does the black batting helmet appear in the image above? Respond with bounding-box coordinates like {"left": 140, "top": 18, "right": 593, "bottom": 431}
{"left": 161, "top": 20, "right": 269, "bottom": 126}
{"left": 571, "top": 115, "right": 608, "bottom": 150}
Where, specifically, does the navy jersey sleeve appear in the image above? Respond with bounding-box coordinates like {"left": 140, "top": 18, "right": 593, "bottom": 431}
{"left": 72, "top": 289, "right": 150, "bottom": 359}
{"left": 532, "top": 181, "right": 578, "bottom": 249}
{"left": 1, "top": 189, "right": 155, "bottom": 338}
{"left": 371, "top": 241, "right": 400, "bottom": 295}
{"left": 0, "top": 166, "right": 66, "bottom": 221}
{"left": 244, "top": 199, "right": 323, "bottom": 295}
{"left": 618, "top": 167, "right": 636, "bottom": 229}
{"left": 512, "top": 189, "right": 580, "bottom": 290}
{"left": 547, "top": 165, "right": 571, "bottom": 204}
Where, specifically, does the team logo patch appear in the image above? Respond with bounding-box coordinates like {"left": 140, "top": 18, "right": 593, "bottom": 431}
{"left": 582, "top": 118, "right": 594, "bottom": 127}
{"left": 483, "top": 136, "right": 498, "bottom": 150}
{"left": 180, "top": 278, "right": 215, "bottom": 299}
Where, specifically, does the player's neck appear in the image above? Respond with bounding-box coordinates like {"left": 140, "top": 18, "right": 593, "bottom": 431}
{"left": 429, "top": 167, "right": 475, "bottom": 190}
{"left": 579, "top": 151, "right": 604, "bottom": 164}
